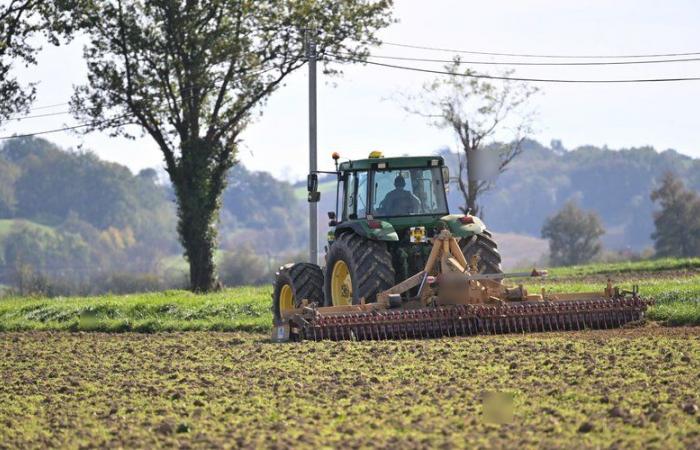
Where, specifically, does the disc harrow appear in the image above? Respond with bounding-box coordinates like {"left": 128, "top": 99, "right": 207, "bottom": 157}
{"left": 290, "top": 296, "right": 653, "bottom": 341}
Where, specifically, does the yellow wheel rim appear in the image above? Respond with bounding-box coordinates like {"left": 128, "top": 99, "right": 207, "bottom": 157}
{"left": 279, "top": 284, "right": 294, "bottom": 312}
{"left": 331, "top": 260, "right": 353, "bottom": 306}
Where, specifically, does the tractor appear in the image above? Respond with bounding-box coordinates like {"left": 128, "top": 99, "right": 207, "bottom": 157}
{"left": 273, "top": 151, "right": 500, "bottom": 320}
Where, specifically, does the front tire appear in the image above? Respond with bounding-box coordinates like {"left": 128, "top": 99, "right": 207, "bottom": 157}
{"left": 272, "top": 263, "right": 324, "bottom": 323}
{"left": 324, "top": 233, "right": 395, "bottom": 306}
{"left": 459, "top": 231, "right": 503, "bottom": 274}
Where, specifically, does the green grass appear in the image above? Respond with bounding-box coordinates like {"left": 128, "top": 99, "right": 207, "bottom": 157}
{"left": 546, "top": 257, "right": 700, "bottom": 277}
{"left": 0, "top": 287, "right": 272, "bottom": 333}
{"left": 0, "top": 261, "right": 699, "bottom": 333}
{"left": 535, "top": 275, "right": 700, "bottom": 326}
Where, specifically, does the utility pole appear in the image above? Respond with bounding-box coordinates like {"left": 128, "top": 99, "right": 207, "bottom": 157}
{"left": 307, "top": 30, "right": 318, "bottom": 265}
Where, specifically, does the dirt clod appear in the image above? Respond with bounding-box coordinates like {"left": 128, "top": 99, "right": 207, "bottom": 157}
{"left": 577, "top": 422, "right": 594, "bottom": 433}
{"left": 155, "top": 421, "right": 174, "bottom": 435}
{"left": 682, "top": 403, "right": 698, "bottom": 415}
{"left": 609, "top": 406, "right": 628, "bottom": 418}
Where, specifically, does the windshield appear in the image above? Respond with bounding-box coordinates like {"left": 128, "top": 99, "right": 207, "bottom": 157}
{"left": 371, "top": 167, "right": 448, "bottom": 217}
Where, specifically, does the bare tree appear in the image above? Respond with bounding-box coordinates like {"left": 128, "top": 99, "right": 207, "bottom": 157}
{"left": 399, "top": 58, "right": 538, "bottom": 216}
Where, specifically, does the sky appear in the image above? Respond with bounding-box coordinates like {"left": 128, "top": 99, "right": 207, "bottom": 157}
{"left": 3, "top": 0, "right": 700, "bottom": 181}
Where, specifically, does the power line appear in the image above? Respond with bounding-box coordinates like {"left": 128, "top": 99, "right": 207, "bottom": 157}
{"left": 330, "top": 56, "right": 700, "bottom": 83}
{"left": 8, "top": 110, "right": 71, "bottom": 121}
{"left": 382, "top": 41, "right": 700, "bottom": 59}
{"left": 28, "top": 102, "right": 70, "bottom": 111}
{"left": 0, "top": 116, "right": 133, "bottom": 140}
{"left": 335, "top": 52, "right": 700, "bottom": 67}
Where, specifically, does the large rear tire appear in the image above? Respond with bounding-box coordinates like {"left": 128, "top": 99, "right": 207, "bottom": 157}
{"left": 272, "top": 263, "right": 324, "bottom": 323}
{"left": 459, "top": 231, "right": 503, "bottom": 274}
{"left": 324, "top": 233, "right": 395, "bottom": 306}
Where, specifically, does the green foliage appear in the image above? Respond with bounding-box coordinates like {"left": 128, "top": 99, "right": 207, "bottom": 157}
{"left": 0, "top": 1, "right": 74, "bottom": 123}
{"left": 219, "top": 164, "right": 306, "bottom": 254}
{"left": 542, "top": 200, "right": 605, "bottom": 266}
{"left": 0, "top": 137, "right": 178, "bottom": 294}
{"left": 650, "top": 172, "right": 700, "bottom": 257}
{"left": 71, "top": 0, "right": 394, "bottom": 291}
{"left": 218, "top": 246, "right": 270, "bottom": 287}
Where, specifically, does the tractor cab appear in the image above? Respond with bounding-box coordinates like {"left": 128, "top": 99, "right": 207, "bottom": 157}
{"left": 291, "top": 151, "right": 500, "bottom": 311}
{"left": 338, "top": 153, "right": 450, "bottom": 222}
{"left": 308, "top": 152, "right": 452, "bottom": 239}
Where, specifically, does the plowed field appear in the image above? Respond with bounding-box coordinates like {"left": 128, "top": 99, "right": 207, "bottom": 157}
{"left": 1, "top": 327, "right": 699, "bottom": 449}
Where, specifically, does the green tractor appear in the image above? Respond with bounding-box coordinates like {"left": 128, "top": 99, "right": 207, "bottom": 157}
{"left": 272, "top": 151, "right": 502, "bottom": 322}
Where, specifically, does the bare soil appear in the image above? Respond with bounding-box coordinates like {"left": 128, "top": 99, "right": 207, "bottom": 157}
{"left": 1, "top": 327, "right": 699, "bottom": 449}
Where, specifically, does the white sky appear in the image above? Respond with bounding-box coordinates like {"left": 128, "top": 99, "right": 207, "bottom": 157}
{"left": 3, "top": 0, "right": 700, "bottom": 181}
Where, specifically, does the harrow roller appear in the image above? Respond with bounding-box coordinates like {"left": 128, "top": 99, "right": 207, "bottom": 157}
{"left": 290, "top": 296, "right": 652, "bottom": 342}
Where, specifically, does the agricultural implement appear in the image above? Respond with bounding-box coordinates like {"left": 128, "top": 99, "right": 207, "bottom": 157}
{"left": 272, "top": 152, "right": 652, "bottom": 342}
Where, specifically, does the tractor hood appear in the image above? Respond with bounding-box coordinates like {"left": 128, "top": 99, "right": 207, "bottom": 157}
{"left": 440, "top": 214, "right": 486, "bottom": 238}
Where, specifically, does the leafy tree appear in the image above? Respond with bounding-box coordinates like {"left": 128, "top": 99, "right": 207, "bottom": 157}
{"left": 541, "top": 200, "right": 605, "bottom": 266}
{"left": 0, "top": 1, "right": 71, "bottom": 124}
{"left": 650, "top": 172, "right": 700, "bottom": 257}
{"left": 400, "top": 58, "right": 537, "bottom": 216}
{"left": 71, "top": 0, "right": 394, "bottom": 291}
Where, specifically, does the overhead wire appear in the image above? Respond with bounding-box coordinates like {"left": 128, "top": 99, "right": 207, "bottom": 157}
{"left": 27, "top": 102, "right": 70, "bottom": 111}
{"left": 328, "top": 56, "right": 700, "bottom": 83}
{"left": 381, "top": 41, "right": 700, "bottom": 59}
{"left": 7, "top": 110, "right": 71, "bottom": 121}
{"left": 0, "top": 115, "right": 133, "bottom": 140}
{"left": 332, "top": 52, "right": 700, "bottom": 66}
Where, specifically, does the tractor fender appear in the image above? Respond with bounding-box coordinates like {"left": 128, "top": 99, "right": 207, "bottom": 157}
{"left": 334, "top": 220, "right": 399, "bottom": 242}
{"left": 440, "top": 214, "right": 486, "bottom": 238}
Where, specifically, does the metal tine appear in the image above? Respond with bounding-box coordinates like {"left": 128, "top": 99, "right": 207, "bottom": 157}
{"left": 538, "top": 310, "right": 545, "bottom": 332}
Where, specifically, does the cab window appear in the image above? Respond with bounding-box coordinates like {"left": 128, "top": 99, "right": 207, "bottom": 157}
{"left": 371, "top": 167, "right": 448, "bottom": 217}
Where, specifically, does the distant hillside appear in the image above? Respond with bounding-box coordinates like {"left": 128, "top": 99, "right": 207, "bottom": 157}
{"left": 441, "top": 140, "right": 700, "bottom": 251}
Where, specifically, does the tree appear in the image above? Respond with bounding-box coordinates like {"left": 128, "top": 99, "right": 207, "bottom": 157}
{"left": 541, "top": 200, "right": 605, "bottom": 266}
{"left": 0, "top": 1, "right": 70, "bottom": 124}
{"left": 650, "top": 172, "right": 700, "bottom": 257}
{"left": 400, "top": 58, "right": 538, "bottom": 216}
{"left": 71, "top": 0, "right": 393, "bottom": 291}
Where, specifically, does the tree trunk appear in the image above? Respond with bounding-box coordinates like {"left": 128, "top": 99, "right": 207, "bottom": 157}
{"left": 171, "top": 137, "right": 228, "bottom": 293}
{"left": 465, "top": 147, "right": 480, "bottom": 216}
{"left": 184, "top": 229, "right": 216, "bottom": 292}
{"left": 177, "top": 193, "right": 218, "bottom": 292}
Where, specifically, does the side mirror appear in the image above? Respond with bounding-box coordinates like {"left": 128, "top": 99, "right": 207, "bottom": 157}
{"left": 327, "top": 211, "right": 336, "bottom": 220}
{"left": 441, "top": 166, "right": 450, "bottom": 184}
{"left": 327, "top": 211, "right": 337, "bottom": 226}
{"left": 307, "top": 173, "right": 320, "bottom": 203}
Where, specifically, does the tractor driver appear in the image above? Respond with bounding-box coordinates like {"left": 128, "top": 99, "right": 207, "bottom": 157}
{"left": 378, "top": 174, "right": 421, "bottom": 216}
